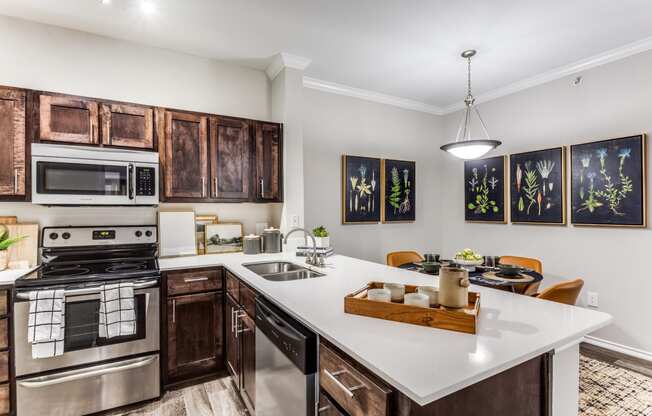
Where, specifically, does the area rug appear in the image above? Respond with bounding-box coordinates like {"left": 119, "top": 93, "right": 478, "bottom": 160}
{"left": 579, "top": 355, "right": 652, "bottom": 415}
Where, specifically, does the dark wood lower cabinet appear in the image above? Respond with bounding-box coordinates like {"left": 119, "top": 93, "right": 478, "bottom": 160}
{"left": 225, "top": 294, "right": 240, "bottom": 387}
{"left": 166, "top": 291, "right": 223, "bottom": 381}
{"left": 240, "top": 312, "right": 256, "bottom": 412}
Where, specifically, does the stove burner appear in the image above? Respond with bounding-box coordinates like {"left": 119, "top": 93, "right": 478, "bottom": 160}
{"left": 105, "top": 262, "right": 147, "bottom": 273}
{"left": 42, "top": 265, "right": 91, "bottom": 278}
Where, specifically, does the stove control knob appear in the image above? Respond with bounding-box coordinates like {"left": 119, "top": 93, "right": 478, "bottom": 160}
{"left": 135, "top": 230, "right": 143, "bottom": 237}
{"left": 62, "top": 232, "right": 71, "bottom": 240}
{"left": 49, "top": 232, "right": 59, "bottom": 240}
{"left": 145, "top": 230, "right": 153, "bottom": 237}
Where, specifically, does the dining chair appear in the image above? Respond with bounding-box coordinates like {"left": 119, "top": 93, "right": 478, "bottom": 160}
{"left": 499, "top": 255, "right": 543, "bottom": 296}
{"left": 536, "top": 278, "right": 585, "bottom": 306}
{"left": 386, "top": 251, "right": 424, "bottom": 267}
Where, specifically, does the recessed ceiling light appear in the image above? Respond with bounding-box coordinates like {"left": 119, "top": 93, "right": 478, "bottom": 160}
{"left": 141, "top": 0, "right": 156, "bottom": 14}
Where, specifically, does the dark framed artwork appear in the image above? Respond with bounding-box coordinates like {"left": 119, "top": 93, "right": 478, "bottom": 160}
{"left": 341, "top": 155, "right": 381, "bottom": 224}
{"left": 571, "top": 134, "right": 647, "bottom": 227}
{"left": 510, "top": 147, "right": 567, "bottom": 225}
{"left": 464, "top": 155, "right": 507, "bottom": 222}
{"left": 382, "top": 159, "right": 416, "bottom": 223}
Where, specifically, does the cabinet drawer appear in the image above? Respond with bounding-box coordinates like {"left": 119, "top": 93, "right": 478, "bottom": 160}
{"left": 319, "top": 391, "right": 346, "bottom": 416}
{"left": 0, "top": 291, "right": 7, "bottom": 316}
{"left": 226, "top": 271, "right": 240, "bottom": 301}
{"left": 0, "top": 352, "right": 7, "bottom": 384}
{"left": 320, "top": 343, "right": 391, "bottom": 416}
{"left": 0, "top": 319, "right": 7, "bottom": 350}
{"left": 166, "top": 269, "right": 222, "bottom": 296}
{"left": 240, "top": 283, "right": 256, "bottom": 318}
{"left": 0, "top": 383, "right": 8, "bottom": 415}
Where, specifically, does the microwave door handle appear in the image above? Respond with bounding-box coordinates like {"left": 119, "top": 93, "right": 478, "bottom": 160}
{"left": 128, "top": 164, "right": 135, "bottom": 200}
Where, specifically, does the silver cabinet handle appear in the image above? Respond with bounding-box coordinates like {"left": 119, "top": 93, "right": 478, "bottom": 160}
{"left": 261, "top": 178, "right": 265, "bottom": 196}
{"left": 236, "top": 310, "right": 250, "bottom": 335}
{"left": 323, "top": 369, "right": 367, "bottom": 398}
{"left": 14, "top": 168, "right": 18, "bottom": 194}
{"left": 184, "top": 277, "right": 209, "bottom": 283}
{"left": 318, "top": 406, "right": 331, "bottom": 413}
{"left": 172, "top": 299, "right": 176, "bottom": 323}
{"left": 201, "top": 177, "right": 206, "bottom": 198}
{"left": 231, "top": 307, "right": 235, "bottom": 333}
{"left": 213, "top": 177, "right": 218, "bottom": 196}
{"left": 19, "top": 355, "right": 156, "bottom": 388}
{"left": 235, "top": 308, "right": 240, "bottom": 338}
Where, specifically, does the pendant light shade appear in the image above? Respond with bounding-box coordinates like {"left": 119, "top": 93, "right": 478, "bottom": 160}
{"left": 440, "top": 50, "right": 501, "bottom": 160}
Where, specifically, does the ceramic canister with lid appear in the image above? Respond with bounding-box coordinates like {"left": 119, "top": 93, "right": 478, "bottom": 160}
{"left": 243, "top": 234, "right": 262, "bottom": 255}
{"left": 438, "top": 266, "right": 470, "bottom": 309}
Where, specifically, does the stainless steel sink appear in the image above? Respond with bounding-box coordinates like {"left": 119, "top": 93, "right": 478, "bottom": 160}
{"left": 243, "top": 261, "right": 325, "bottom": 281}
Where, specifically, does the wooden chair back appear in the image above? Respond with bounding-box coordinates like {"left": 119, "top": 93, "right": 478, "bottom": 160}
{"left": 386, "top": 251, "right": 424, "bottom": 267}
{"left": 537, "top": 279, "right": 585, "bottom": 306}
{"left": 499, "top": 255, "right": 543, "bottom": 296}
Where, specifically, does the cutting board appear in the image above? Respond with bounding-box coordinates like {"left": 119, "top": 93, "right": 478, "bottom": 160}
{"left": 158, "top": 211, "right": 197, "bottom": 257}
{"left": 5, "top": 223, "right": 39, "bottom": 268}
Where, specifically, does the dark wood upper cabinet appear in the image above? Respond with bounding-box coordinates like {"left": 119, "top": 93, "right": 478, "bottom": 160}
{"left": 39, "top": 94, "right": 99, "bottom": 144}
{"left": 166, "top": 291, "right": 223, "bottom": 381}
{"left": 100, "top": 103, "right": 154, "bottom": 149}
{"left": 160, "top": 110, "right": 209, "bottom": 199}
{"left": 209, "top": 117, "right": 251, "bottom": 200}
{"left": 0, "top": 87, "right": 26, "bottom": 196}
{"left": 255, "top": 121, "right": 282, "bottom": 201}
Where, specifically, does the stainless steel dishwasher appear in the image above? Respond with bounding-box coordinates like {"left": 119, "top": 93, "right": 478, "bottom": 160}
{"left": 255, "top": 297, "right": 318, "bottom": 416}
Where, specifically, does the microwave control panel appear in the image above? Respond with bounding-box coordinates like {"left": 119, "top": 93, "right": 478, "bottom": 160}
{"left": 136, "top": 167, "right": 156, "bottom": 196}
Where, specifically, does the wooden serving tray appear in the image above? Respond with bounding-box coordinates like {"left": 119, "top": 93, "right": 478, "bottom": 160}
{"left": 344, "top": 282, "right": 480, "bottom": 334}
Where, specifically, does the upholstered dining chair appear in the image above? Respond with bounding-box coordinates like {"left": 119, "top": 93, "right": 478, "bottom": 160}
{"left": 499, "top": 255, "right": 543, "bottom": 296}
{"left": 536, "top": 278, "right": 585, "bottom": 306}
{"left": 387, "top": 251, "right": 424, "bottom": 267}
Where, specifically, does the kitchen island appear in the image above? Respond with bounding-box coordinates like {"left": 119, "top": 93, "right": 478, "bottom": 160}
{"left": 160, "top": 252, "right": 612, "bottom": 415}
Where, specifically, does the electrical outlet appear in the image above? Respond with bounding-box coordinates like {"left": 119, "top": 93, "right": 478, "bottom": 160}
{"left": 291, "top": 214, "right": 300, "bottom": 227}
{"left": 587, "top": 291, "right": 599, "bottom": 308}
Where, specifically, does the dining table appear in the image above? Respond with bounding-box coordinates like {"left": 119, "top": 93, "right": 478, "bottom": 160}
{"left": 398, "top": 262, "right": 544, "bottom": 294}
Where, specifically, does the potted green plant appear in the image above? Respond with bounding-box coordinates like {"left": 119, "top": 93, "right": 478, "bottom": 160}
{"left": 0, "top": 225, "right": 25, "bottom": 271}
{"left": 312, "top": 226, "right": 330, "bottom": 248}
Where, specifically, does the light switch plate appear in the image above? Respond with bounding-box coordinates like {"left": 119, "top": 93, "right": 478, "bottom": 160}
{"left": 291, "top": 214, "right": 300, "bottom": 227}
{"left": 587, "top": 291, "right": 599, "bottom": 308}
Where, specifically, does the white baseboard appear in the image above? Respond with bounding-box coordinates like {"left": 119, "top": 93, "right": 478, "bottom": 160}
{"left": 584, "top": 335, "right": 652, "bottom": 363}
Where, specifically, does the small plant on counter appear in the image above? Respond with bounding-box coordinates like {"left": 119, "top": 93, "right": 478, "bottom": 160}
{"left": 312, "top": 226, "right": 329, "bottom": 238}
{"left": 0, "top": 226, "right": 26, "bottom": 271}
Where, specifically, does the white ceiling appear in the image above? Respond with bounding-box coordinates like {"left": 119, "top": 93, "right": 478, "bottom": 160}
{"left": 1, "top": 0, "right": 652, "bottom": 109}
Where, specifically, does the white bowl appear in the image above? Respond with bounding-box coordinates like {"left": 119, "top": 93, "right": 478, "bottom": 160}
{"left": 417, "top": 286, "right": 439, "bottom": 306}
{"left": 454, "top": 258, "right": 483, "bottom": 266}
{"left": 383, "top": 283, "right": 405, "bottom": 302}
{"left": 404, "top": 293, "right": 430, "bottom": 308}
{"left": 367, "top": 288, "right": 391, "bottom": 302}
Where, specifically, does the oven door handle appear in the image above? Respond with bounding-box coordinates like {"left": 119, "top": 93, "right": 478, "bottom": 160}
{"left": 17, "top": 355, "right": 157, "bottom": 389}
{"left": 15, "top": 279, "right": 159, "bottom": 300}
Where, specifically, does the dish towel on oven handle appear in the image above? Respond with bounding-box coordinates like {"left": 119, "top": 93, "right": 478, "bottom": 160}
{"left": 28, "top": 289, "right": 65, "bottom": 359}
{"left": 99, "top": 282, "right": 136, "bottom": 338}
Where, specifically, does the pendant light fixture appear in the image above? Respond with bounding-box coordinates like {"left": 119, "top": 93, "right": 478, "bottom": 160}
{"left": 440, "top": 50, "right": 501, "bottom": 160}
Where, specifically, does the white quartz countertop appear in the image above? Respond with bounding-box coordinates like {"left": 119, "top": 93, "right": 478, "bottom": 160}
{"left": 159, "top": 252, "right": 612, "bottom": 406}
{"left": 0, "top": 267, "right": 38, "bottom": 284}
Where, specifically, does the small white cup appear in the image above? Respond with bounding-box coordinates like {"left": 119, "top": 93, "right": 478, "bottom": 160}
{"left": 404, "top": 293, "right": 430, "bottom": 308}
{"left": 367, "top": 288, "right": 391, "bottom": 302}
{"left": 417, "top": 286, "right": 439, "bottom": 306}
{"left": 383, "top": 283, "right": 405, "bottom": 302}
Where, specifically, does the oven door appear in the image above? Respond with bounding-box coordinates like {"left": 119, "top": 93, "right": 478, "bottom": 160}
{"left": 14, "top": 282, "right": 160, "bottom": 377}
{"left": 31, "top": 155, "right": 134, "bottom": 205}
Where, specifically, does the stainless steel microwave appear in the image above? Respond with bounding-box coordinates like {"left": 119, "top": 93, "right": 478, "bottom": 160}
{"left": 31, "top": 143, "right": 159, "bottom": 205}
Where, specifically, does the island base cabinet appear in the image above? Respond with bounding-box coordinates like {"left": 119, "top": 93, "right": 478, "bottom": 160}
{"left": 166, "top": 290, "right": 224, "bottom": 384}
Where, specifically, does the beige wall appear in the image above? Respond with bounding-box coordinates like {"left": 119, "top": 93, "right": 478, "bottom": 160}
{"left": 303, "top": 88, "right": 443, "bottom": 262}
{"left": 441, "top": 50, "right": 652, "bottom": 354}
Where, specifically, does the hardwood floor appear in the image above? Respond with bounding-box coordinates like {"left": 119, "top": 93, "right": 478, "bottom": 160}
{"left": 105, "top": 377, "right": 247, "bottom": 416}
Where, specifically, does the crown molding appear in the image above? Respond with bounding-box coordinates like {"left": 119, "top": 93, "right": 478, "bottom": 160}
{"left": 302, "top": 77, "right": 445, "bottom": 115}
{"left": 440, "top": 35, "right": 652, "bottom": 114}
{"left": 265, "top": 52, "right": 312, "bottom": 80}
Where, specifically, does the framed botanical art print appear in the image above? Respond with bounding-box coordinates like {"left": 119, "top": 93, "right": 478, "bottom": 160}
{"left": 571, "top": 134, "right": 647, "bottom": 227}
{"left": 464, "top": 155, "right": 507, "bottom": 222}
{"left": 382, "top": 159, "right": 416, "bottom": 223}
{"left": 342, "top": 155, "right": 381, "bottom": 224}
{"left": 510, "top": 147, "right": 566, "bottom": 225}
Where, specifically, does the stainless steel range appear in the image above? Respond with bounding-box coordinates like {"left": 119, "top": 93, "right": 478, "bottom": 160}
{"left": 14, "top": 225, "right": 161, "bottom": 416}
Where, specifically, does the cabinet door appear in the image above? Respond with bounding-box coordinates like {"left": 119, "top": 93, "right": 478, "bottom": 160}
{"left": 240, "top": 312, "right": 256, "bottom": 413}
{"left": 167, "top": 292, "right": 223, "bottom": 380}
{"left": 39, "top": 94, "right": 99, "bottom": 144}
{"left": 0, "top": 88, "right": 26, "bottom": 196}
{"left": 225, "top": 294, "right": 240, "bottom": 387}
{"left": 101, "top": 103, "right": 154, "bottom": 149}
{"left": 162, "top": 110, "right": 209, "bottom": 199}
{"left": 209, "top": 117, "right": 251, "bottom": 199}
{"left": 255, "top": 122, "right": 282, "bottom": 201}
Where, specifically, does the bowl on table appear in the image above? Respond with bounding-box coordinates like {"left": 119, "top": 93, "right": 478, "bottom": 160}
{"left": 497, "top": 264, "right": 524, "bottom": 276}
{"left": 453, "top": 258, "right": 484, "bottom": 267}
{"left": 421, "top": 261, "right": 441, "bottom": 274}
